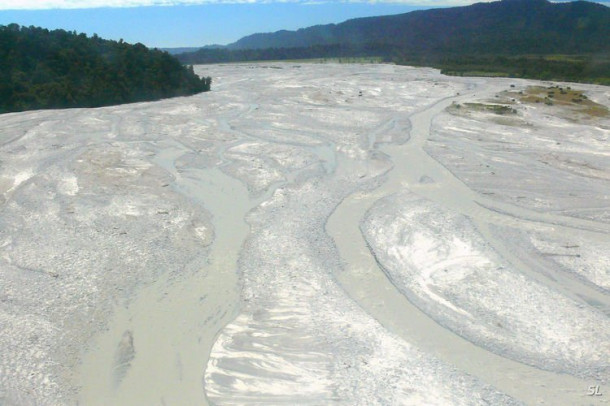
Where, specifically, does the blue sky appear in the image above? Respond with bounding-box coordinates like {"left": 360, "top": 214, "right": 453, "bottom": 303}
{"left": 0, "top": 1, "right": 608, "bottom": 48}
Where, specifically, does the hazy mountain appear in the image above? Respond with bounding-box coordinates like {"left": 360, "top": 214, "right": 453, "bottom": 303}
{"left": 176, "top": 0, "right": 609, "bottom": 83}
{"left": 161, "top": 47, "right": 202, "bottom": 55}
{"left": 162, "top": 45, "right": 225, "bottom": 55}
{"left": 225, "top": 0, "right": 609, "bottom": 55}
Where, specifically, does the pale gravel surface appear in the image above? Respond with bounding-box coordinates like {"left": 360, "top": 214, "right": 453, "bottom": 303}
{"left": 487, "top": 224, "right": 610, "bottom": 294}
{"left": 1, "top": 109, "right": 213, "bottom": 404}
{"left": 362, "top": 191, "right": 609, "bottom": 380}
{"left": 0, "top": 63, "right": 608, "bottom": 405}
{"left": 428, "top": 87, "right": 610, "bottom": 223}
{"left": 206, "top": 163, "right": 517, "bottom": 406}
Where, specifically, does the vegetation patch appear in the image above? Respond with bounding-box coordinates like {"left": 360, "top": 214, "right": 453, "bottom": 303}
{"left": 467, "top": 103, "right": 517, "bottom": 115}
{"left": 449, "top": 102, "right": 517, "bottom": 116}
{"left": 177, "top": 0, "right": 610, "bottom": 85}
{"left": 508, "top": 86, "right": 609, "bottom": 117}
{"left": 442, "top": 55, "right": 610, "bottom": 85}
{"left": 1, "top": 24, "right": 212, "bottom": 114}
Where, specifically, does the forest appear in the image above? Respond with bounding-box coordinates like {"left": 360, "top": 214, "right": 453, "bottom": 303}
{"left": 0, "top": 24, "right": 211, "bottom": 114}
{"left": 176, "top": 44, "right": 388, "bottom": 65}
{"left": 177, "top": 45, "right": 610, "bottom": 85}
{"left": 394, "top": 53, "right": 610, "bottom": 85}
{"left": 176, "top": 0, "right": 610, "bottom": 85}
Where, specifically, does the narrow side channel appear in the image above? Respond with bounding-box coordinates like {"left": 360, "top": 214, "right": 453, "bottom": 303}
{"left": 326, "top": 84, "right": 600, "bottom": 405}
{"left": 76, "top": 141, "right": 255, "bottom": 406}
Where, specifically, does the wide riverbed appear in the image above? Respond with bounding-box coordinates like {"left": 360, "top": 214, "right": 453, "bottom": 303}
{"left": 1, "top": 63, "right": 608, "bottom": 405}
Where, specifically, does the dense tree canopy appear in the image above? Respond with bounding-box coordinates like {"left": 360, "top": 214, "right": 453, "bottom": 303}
{"left": 0, "top": 24, "right": 211, "bottom": 114}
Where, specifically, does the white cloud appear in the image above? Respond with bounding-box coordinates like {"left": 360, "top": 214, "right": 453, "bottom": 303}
{"left": 0, "top": 0, "right": 499, "bottom": 11}
{"left": 0, "top": 0, "right": 606, "bottom": 10}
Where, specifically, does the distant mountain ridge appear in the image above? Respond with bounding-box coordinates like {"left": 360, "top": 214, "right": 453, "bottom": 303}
{"left": 225, "top": 0, "right": 610, "bottom": 55}
{"left": 176, "top": 0, "right": 610, "bottom": 84}
{"left": 161, "top": 47, "right": 202, "bottom": 55}
{"left": 162, "top": 45, "right": 225, "bottom": 55}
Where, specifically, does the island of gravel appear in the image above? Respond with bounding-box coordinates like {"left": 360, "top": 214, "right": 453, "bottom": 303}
{"left": 0, "top": 63, "right": 608, "bottom": 406}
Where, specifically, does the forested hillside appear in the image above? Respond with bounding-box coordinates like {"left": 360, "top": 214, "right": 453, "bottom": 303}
{"left": 225, "top": 0, "right": 610, "bottom": 54}
{"left": 0, "top": 24, "right": 212, "bottom": 114}
{"left": 177, "top": 0, "right": 610, "bottom": 84}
